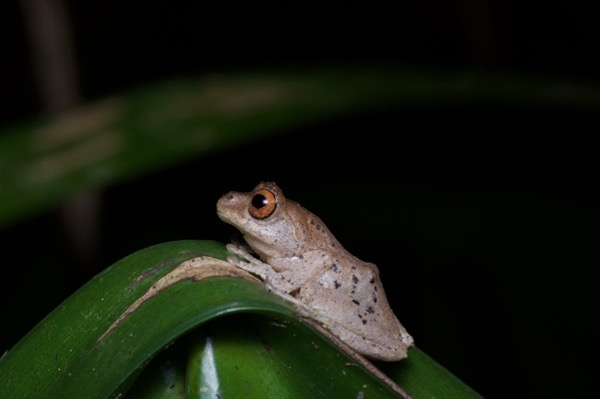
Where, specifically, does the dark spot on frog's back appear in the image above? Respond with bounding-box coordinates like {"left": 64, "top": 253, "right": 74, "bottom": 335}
{"left": 352, "top": 275, "right": 359, "bottom": 284}
{"left": 334, "top": 280, "right": 341, "bottom": 289}
{"left": 352, "top": 299, "right": 360, "bottom": 305}
{"left": 369, "top": 277, "right": 375, "bottom": 284}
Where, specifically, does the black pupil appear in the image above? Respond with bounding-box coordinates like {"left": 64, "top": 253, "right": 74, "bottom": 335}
{"left": 252, "top": 194, "right": 268, "bottom": 209}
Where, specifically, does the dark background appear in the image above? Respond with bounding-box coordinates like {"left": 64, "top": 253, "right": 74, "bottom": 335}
{"left": 1, "top": 2, "right": 599, "bottom": 398}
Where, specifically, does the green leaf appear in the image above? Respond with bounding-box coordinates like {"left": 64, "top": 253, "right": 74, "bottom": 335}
{"left": 0, "top": 240, "right": 481, "bottom": 398}
{"left": 2, "top": 68, "right": 600, "bottom": 228}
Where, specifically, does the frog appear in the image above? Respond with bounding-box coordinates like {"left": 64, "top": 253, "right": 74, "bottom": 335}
{"left": 216, "top": 181, "right": 414, "bottom": 361}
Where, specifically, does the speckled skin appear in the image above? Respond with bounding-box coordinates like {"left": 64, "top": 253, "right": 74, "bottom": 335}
{"left": 217, "top": 182, "right": 413, "bottom": 361}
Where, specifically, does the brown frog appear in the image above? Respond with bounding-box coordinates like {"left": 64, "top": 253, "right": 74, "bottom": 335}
{"left": 217, "top": 182, "right": 413, "bottom": 361}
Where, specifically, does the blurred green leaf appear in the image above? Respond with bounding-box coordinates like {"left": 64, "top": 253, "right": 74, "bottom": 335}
{"left": 2, "top": 68, "right": 600, "bottom": 227}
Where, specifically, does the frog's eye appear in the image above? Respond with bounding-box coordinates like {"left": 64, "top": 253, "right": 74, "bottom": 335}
{"left": 249, "top": 189, "right": 277, "bottom": 219}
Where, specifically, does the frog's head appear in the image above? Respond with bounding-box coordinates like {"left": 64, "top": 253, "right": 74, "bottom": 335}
{"left": 217, "top": 182, "right": 299, "bottom": 258}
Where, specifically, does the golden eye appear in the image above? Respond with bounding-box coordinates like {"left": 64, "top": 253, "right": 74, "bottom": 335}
{"left": 249, "top": 188, "right": 277, "bottom": 219}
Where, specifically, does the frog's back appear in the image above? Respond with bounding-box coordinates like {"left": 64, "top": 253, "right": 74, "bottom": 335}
{"left": 300, "top": 254, "right": 413, "bottom": 361}
{"left": 285, "top": 199, "right": 346, "bottom": 253}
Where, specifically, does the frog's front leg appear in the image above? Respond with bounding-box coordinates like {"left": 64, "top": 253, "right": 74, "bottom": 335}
{"left": 225, "top": 243, "right": 309, "bottom": 310}
{"left": 225, "top": 243, "right": 276, "bottom": 278}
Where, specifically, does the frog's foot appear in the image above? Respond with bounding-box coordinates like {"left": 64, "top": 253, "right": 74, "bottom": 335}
{"left": 225, "top": 242, "right": 253, "bottom": 260}
{"left": 225, "top": 243, "right": 277, "bottom": 281}
{"left": 225, "top": 243, "right": 310, "bottom": 312}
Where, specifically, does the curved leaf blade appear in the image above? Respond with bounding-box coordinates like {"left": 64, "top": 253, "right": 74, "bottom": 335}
{"left": 0, "top": 240, "right": 481, "bottom": 398}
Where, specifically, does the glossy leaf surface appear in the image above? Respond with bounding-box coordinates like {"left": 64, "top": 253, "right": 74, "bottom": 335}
{"left": 0, "top": 240, "right": 481, "bottom": 398}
